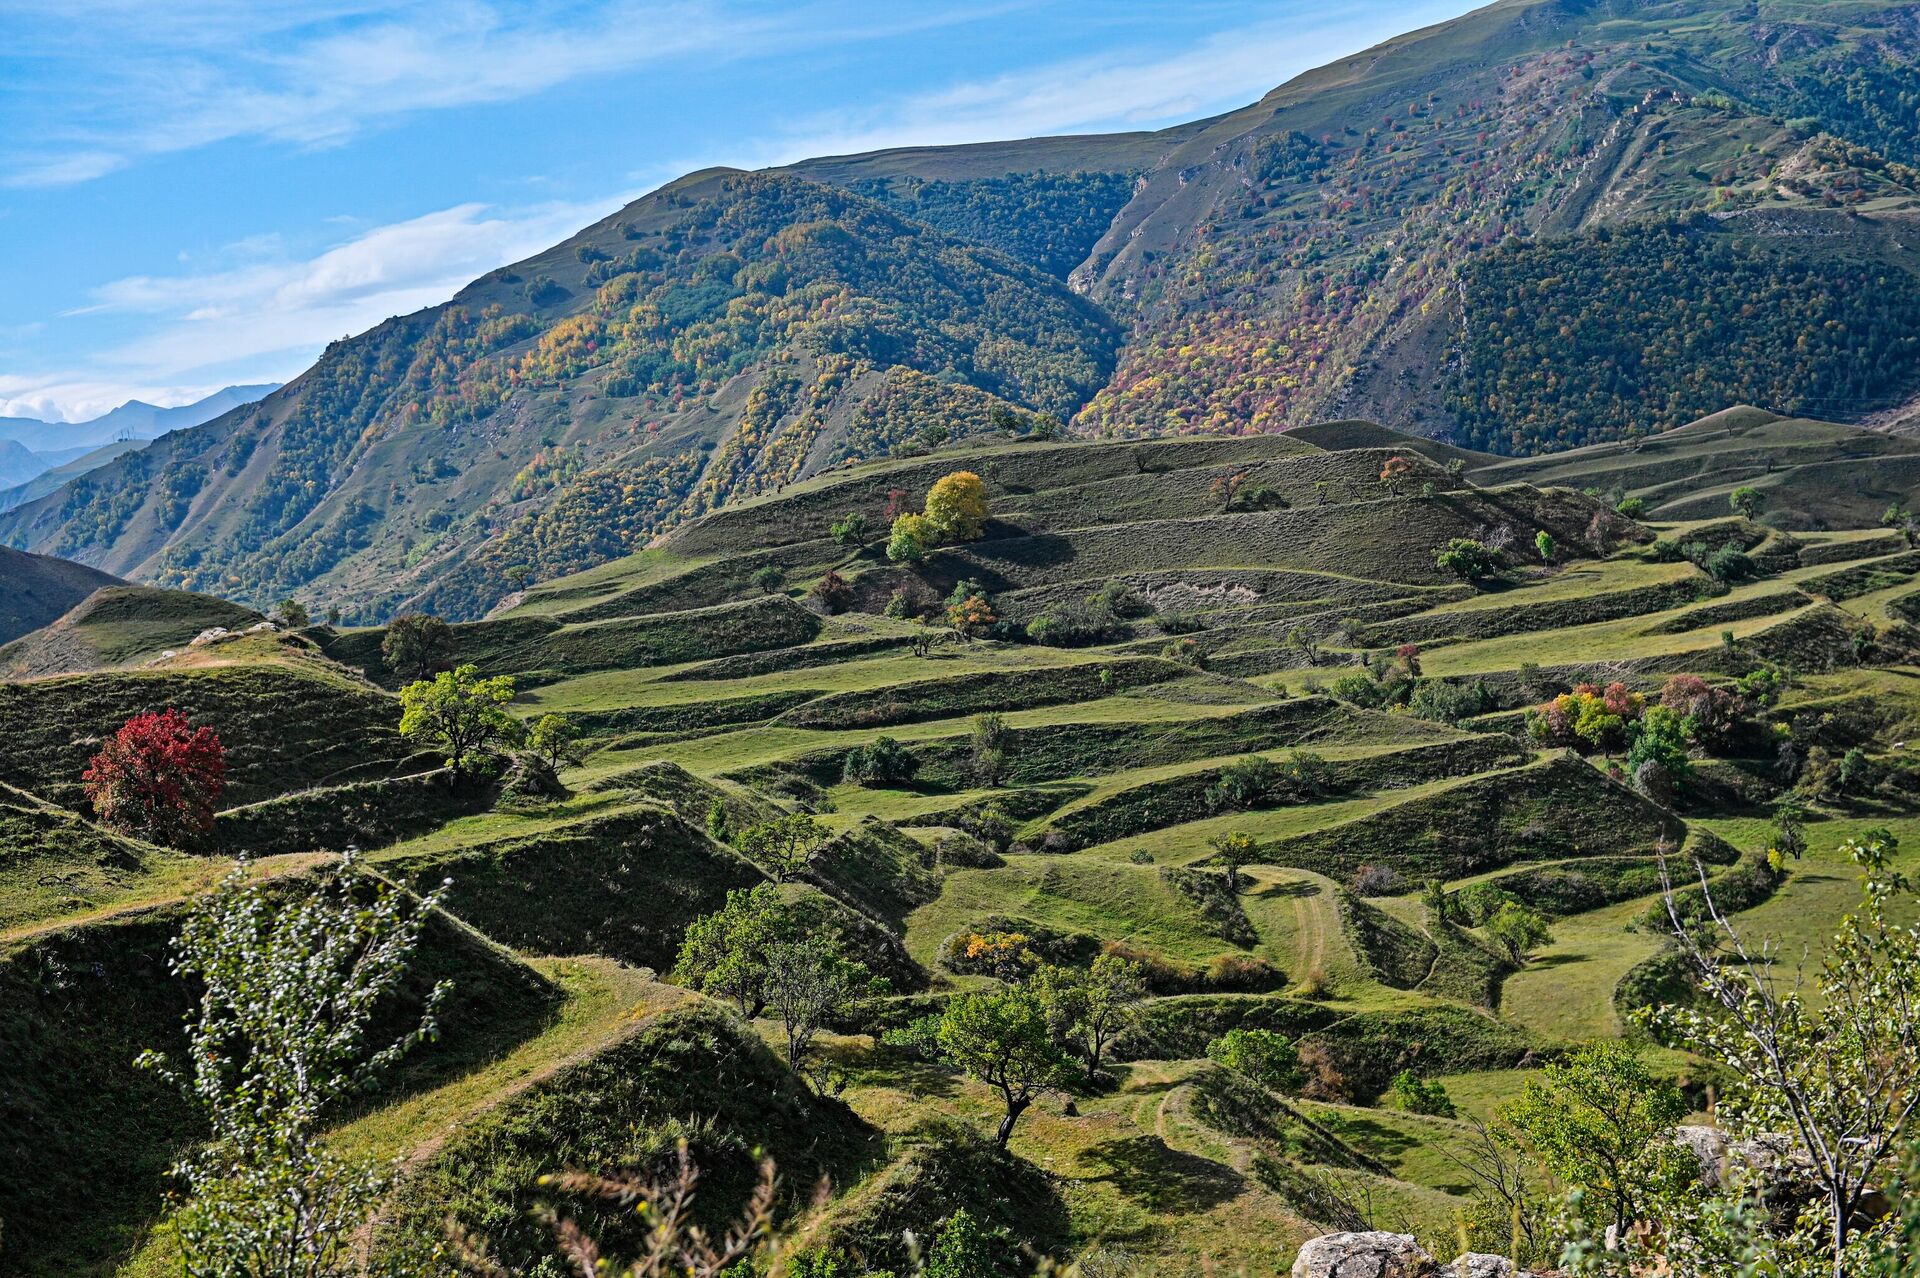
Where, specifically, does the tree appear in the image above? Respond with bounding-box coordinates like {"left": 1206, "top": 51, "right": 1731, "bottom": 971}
{"left": 1483, "top": 902, "right": 1553, "bottom": 964}
{"left": 945, "top": 579, "right": 997, "bottom": 636}
{"left": 1767, "top": 793, "right": 1809, "bottom": 867}
{"left": 843, "top": 736, "right": 919, "bottom": 787}
{"left": 1729, "top": 485, "right": 1764, "bottom": 519}
{"left": 1207, "top": 830, "right": 1259, "bottom": 893}
{"left": 937, "top": 986, "right": 1075, "bottom": 1147}
{"left": 829, "top": 511, "right": 871, "bottom": 546}
{"left": 1498, "top": 1041, "right": 1688, "bottom": 1237}
{"left": 1035, "top": 954, "right": 1146, "bottom": 1081}
{"left": 1379, "top": 455, "right": 1416, "bottom": 496}
{"left": 673, "top": 884, "right": 788, "bottom": 1017}
{"left": 381, "top": 612, "right": 455, "bottom": 681}
{"left": 1205, "top": 1027, "right": 1304, "bottom": 1092}
{"left": 398, "top": 664, "right": 519, "bottom": 775}
{"left": 751, "top": 565, "right": 786, "bottom": 595}
{"left": 1286, "top": 626, "right": 1320, "bottom": 667}
{"left": 738, "top": 813, "right": 828, "bottom": 882}
{"left": 969, "top": 712, "right": 1010, "bottom": 787}
{"left": 809, "top": 569, "right": 854, "bottom": 614}
{"left": 524, "top": 713, "right": 583, "bottom": 772}
{"left": 1535, "top": 530, "right": 1556, "bottom": 564}
{"left": 1885, "top": 502, "right": 1920, "bottom": 548}
{"left": 1435, "top": 537, "right": 1499, "bottom": 581}
{"left": 274, "top": 598, "right": 310, "bottom": 627}
{"left": 1653, "top": 831, "right": 1920, "bottom": 1275}
{"left": 1625, "top": 704, "right": 1693, "bottom": 799}
{"left": 761, "top": 933, "right": 882, "bottom": 1074}
{"left": 137, "top": 856, "right": 449, "bottom": 1278}
{"left": 887, "top": 512, "right": 935, "bottom": 563}
{"left": 925, "top": 471, "right": 990, "bottom": 542}
{"left": 82, "top": 708, "right": 226, "bottom": 847}
{"left": 705, "top": 796, "right": 731, "bottom": 843}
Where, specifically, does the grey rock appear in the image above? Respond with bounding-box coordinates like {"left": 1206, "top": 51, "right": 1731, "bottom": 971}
{"left": 1291, "top": 1232, "right": 1434, "bottom": 1278}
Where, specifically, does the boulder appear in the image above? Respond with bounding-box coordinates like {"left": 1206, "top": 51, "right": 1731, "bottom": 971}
{"left": 1291, "top": 1232, "right": 1434, "bottom": 1278}
{"left": 1448, "top": 1256, "right": 1523, "bottom": 1278}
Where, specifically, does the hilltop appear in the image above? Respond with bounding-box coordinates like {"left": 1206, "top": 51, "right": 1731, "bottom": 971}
{"left": 4, "top": 0, "right": 1920, "bottom": 621}
{"left": 0, "top": 544, "right": 123, "bottom": 646}
{"left": 2, "top": 416, "right": 1916, "bottom": 1274}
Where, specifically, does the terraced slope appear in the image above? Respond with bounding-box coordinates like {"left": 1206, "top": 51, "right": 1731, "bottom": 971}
{"left": 1, "top": 421, "right": 1917, "bottom": 1274}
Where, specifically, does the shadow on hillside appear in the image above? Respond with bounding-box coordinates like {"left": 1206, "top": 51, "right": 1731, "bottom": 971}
{"left": 1249, "top": 878, "right": 1320, "bottom": 900}
{"left": 1077, "top": 1134, "right": 1246, "bottom": 1212}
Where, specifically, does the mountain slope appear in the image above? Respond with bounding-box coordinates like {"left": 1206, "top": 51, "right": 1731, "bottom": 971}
{"left": 5, "top": 0, "right": 1920, "bottom": 622}
{"left": 0, "top": 546, "right": 124, "bottom": 646}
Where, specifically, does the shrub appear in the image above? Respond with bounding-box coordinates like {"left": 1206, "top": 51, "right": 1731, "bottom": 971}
{"left": 843, "top": 736, "right": 920, "bottom": 787}
{"left": 1348, "top": 864, "right": 1403, "bottom": 896}
{"left": 1435, "top": 538, "right": 1499, "bottom": 581}
{"left": 1409, "top": 677, "right": 1494, "bottom": 724}
{"left": 829, "top": 512, "right": 871, "bottom": 545}
{"left": 1092, "top": 580, "right": 1151, "bottom": 618}
{"left": 751, "top": 566, "right": 786, "bottom": 595}
{"left": 1027, "top": 600, "right": 1121, "bottom": 647}
{"left": 945, "top": 580, "right": 997, "bottom": 636}
{"left": 1205, "top": 756, "right": 1280, "bottom": 811}
{"left": 887, "top": 513, "right": 935, "bottom": 563}
{"left": 82, "top": 708, "right": 226, "bottom": 846}
{"left": 1161, "top": 637, "right": 1207, "bottom": 668}
{"left": 809, "top": 570, "right": 854, "bottom": 614}
{"left": 1205, "top": 954, "right": 1285, "bottom": 992}
{"left": 1702, "top": 544, "right": 1756, "bottom": 582}
{"left": 1386, "top": 1070, "right": 1456, "bottom": 1117}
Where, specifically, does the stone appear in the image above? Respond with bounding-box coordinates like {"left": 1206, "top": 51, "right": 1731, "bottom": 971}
{"left": 1446, "top": 1256, "right": 1523, "bottom": 1278}
{"left": 1290, "top": 1231, "right": 1434, "bottom": 1278}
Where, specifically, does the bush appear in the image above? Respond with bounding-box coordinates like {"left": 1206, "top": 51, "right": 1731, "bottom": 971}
{"left": 1206, "top": 1028, "right": 1304, "bottom": 1092}
{"left": 843, "top": 737, "right": 920, "bottom": 787}
{"left": 809, "top": 570, "right": 854, "bottom": 614}
{"left": 1386, "top": 1069, "right": 1456, "bottom": 1117}
{"left": 1348, "top": 864, "right": 1403, "bottom": 896}
{"left": 1435, "top": 538, "right": 1499, "bottom": 581}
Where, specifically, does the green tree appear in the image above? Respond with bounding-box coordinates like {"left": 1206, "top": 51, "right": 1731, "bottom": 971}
{"left": 969, "top": 712, "right": 1010, "bottom": 787}
{"left": 925, "top": 470, "right": 990, "bottom": 542}
{"left": 1483, "top": 901, "right": 1553, "bottom": 964}
{"left": 274, "top": 598, "right": 310, "bottom": 627}
{"left": 937, "top": 986, "right": 1075, "bottom": 1147}
{"left": 738, "top": 813, "right": 828, "bottom": 882}
{"left": 1535, "top": 530, "right": 1556, "bottom": 565}
{"left": 397, "top": 664, "right": 518, "bottom": 774}
{"left": 1654, "top": 831, "right": 1920, "bottom": 1275}
{"left": 381, "top": 612, "right": 455, "bottom": 681}
{"left": 136, "top": 856, "right": 449, "bottom": 1278}
{"left": 524, "top": 712, "right": 583, "bottom": 772}
{"left": 1035, "top": 953, "right": 1147, "bottom": 1081}
{"left": 1205, "top": 1027, "right": 1304, "bottom": 1092}
{"left": 1435, "top": 537, "right": 1499, "bottom": 581}
{"left": 1207, "top": 830, "right": 1259, "bottom": 893}
{"left": 1729, "top": 485, "right": 1764, "bottom": 519}
{"left": 1498, "top": 1041, "right": 1688, "bottom": 1237}
{"left": 751, "top": 565, "right": 786, "bottom": 595}
{"left": 705, "top": 796, "right": 732, "bottom": 844}
{"left": 887, "top": 512, "right": 936, "bottom": 563}
{"left": 829, "top": 511, "right": 871, "bottom": 546}
{"left": 672, "top": 884, "right": 788, "bottom": 1018}
{"left": 762, "top": 933, "right": 882, "bottom": 1074}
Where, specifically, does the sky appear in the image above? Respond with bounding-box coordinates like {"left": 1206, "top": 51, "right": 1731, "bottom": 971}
{"left": 0, "top": 0, "right": 1480, "bottom": 425}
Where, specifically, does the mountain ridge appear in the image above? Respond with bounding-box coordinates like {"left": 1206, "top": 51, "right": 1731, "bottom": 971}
{"left": 4, "top": 0, "right": 1919, "bottom": 622}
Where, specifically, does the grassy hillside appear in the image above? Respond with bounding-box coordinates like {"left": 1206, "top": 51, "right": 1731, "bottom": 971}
{"left": 0, "top": 585, "right": 261, "bottom": 679}
{"left": 0, "top": 545, "right": 123, "bottom": 646}
{"left": 0, "top": 419, "right": 1916, "bottom": 1272}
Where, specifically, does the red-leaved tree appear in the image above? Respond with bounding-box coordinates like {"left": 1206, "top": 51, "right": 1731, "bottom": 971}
{"left": 82, "top": 709, "right": 226, "bottom": 846}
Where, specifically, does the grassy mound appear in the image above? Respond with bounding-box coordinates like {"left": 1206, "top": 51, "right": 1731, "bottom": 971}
{"left": 0, "top": 585, "right": 261, "bottom": 679}
{"left": 1259, "top": 755, "right": 1683, "bottom": 880}
{"left": 371, "top": 1002, "right": 877, "bottom": 1270}
{"left": 0, "top": 887, "right": 559, "bottom": 1278}
{"left": 0, "top": 545, "right": 122, "bottom": 647}
{"left": 0, "top": 661, "right": 409, "bottom": 809}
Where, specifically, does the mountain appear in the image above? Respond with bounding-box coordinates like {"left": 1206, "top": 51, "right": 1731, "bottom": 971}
{"left": 0, "top": 545, "right": 124, "bottom": 645}
{"left": 0, "top": 440, "right": 48, "bottom": 490}
{"left": 0, "top": 439, "right": 147, "bottom": 514}
{"left": 0, "top": 384, "right": 280, "bottom": 452}
{"left": 4, "top": 0, "right": 1920, "bottom": 622}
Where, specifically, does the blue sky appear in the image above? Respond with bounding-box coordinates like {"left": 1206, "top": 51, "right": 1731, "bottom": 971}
{"left": 0, "top": 0, "right": 1478, "bottom": 423}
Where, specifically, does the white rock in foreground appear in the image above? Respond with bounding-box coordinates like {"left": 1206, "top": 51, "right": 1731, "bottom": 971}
{"left": 1290, "top": 1232, "right": 1433, "bottom": 1278}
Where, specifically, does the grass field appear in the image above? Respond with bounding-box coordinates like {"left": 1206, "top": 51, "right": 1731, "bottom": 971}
{"left": 3, "top": 419, "right": 1917, "bottom": 1275}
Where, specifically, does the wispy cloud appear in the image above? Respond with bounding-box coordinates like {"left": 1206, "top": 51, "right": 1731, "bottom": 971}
{"left": 1, "top": 0, "right": 998, "bottom": 187}
{"left": 4, "top": 194, "right": 622, "bottom": 420}
{"left": 747, "top": 1, "right": 1468, "bottom": 164}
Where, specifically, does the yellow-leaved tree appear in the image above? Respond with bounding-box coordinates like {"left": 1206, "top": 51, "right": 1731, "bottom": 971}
{"left": 925, "top": 470, "right": 990, "bottom": 542}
